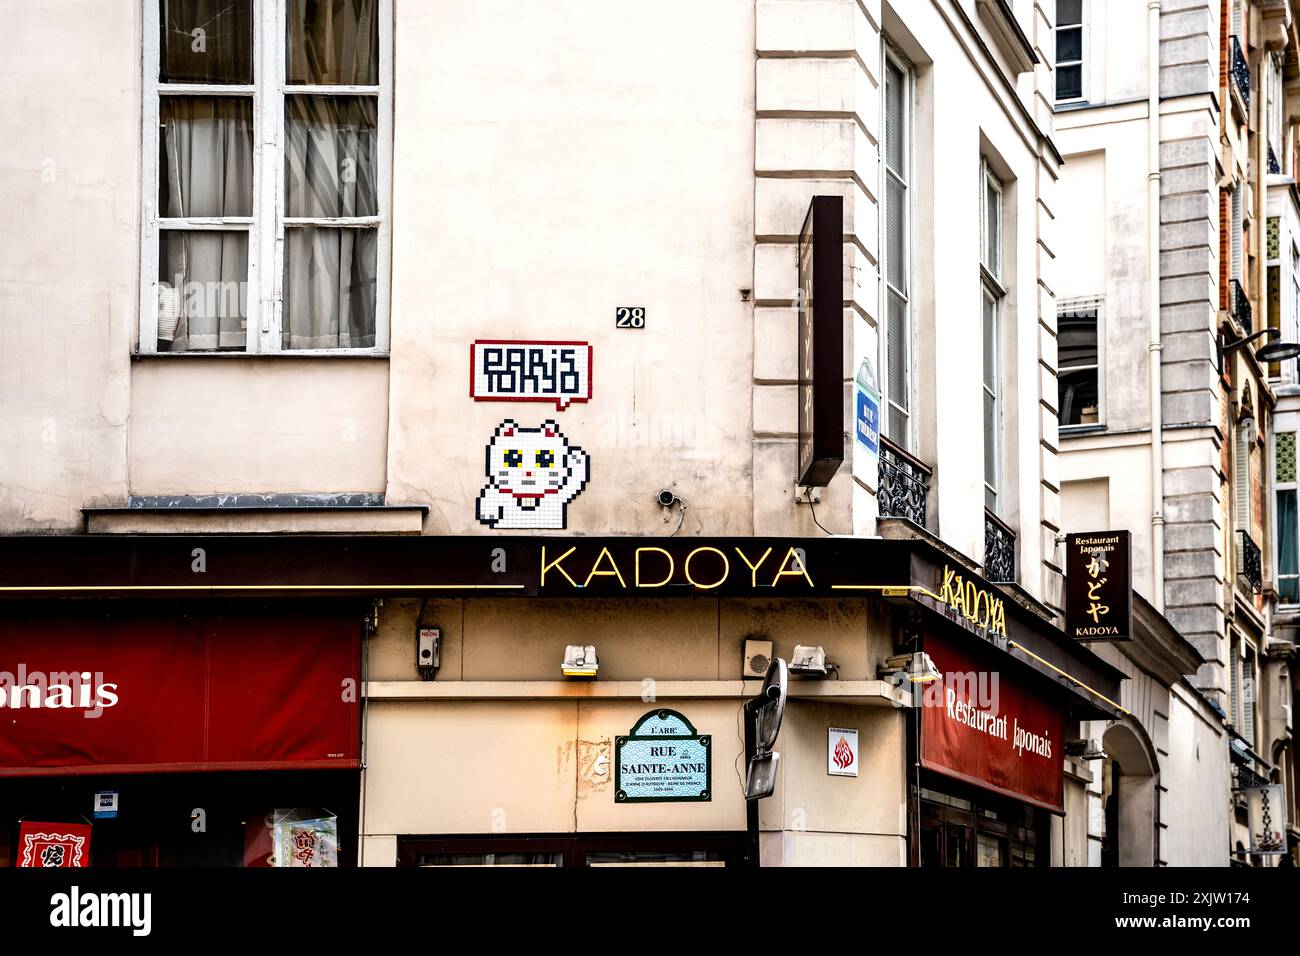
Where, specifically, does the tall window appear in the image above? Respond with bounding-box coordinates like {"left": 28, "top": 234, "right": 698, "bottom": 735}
{"left": 882, "top": 47, "right": 913, "bottom": 449}
{"left": 1266, "top": 53, "right": 1284, "bottom": 173}
{"left": 1276, "top": 431, "right": 1298, "bottom": 603}
{"left": 1055, "top": 0, "right": 1085, "bottom": 103}
{"left": 981, "top": 160, "right": 1005, "bottom": 513}
{"left": 1058, "top": 298, "right": 1101, "bottom": 426}
{"left": 142, "top": 0, "right": 391, "bottom": 354}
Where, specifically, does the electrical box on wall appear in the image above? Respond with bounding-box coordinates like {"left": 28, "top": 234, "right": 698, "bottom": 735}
{"left": 417, "top": 627, "right": 441, "bottom": 680}
{"left": 743, "top": 638, "right": 774, "bottom": 679}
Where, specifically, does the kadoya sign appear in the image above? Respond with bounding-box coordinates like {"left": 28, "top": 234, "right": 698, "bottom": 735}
{"left": 920, "top": 628, "right": 1066, "bottom": 812}
{"left": 1065, "top": 531, "right": 1132, "bottom": 642}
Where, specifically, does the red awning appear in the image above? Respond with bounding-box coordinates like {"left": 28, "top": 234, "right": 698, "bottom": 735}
{"left": 0, "top": 608, "right": 361, "bottom": 776}
{"left": 920, "top": 628, "right": 1067, "bottom": 813}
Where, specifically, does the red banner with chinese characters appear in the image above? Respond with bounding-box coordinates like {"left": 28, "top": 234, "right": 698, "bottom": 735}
{"left": 17, "top": 821, "right": 92, "bottom": 867}
{"left": 0, "top": 610, "right": 361, "bottom": 776}
{"left": 920, "top": 629, "right": 1066, "bottom": 813}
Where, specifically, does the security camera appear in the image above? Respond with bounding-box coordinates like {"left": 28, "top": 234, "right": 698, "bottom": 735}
{"left": 657, "top": 489, "right": 680, "bottom": 508}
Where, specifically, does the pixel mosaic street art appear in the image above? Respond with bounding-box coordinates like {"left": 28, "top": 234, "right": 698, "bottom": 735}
{"left": 475, "top": 419, "right": 591, "bottom": 530}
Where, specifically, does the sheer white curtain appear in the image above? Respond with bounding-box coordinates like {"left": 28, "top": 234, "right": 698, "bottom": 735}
{"left": 159, "top": 98, "right": 253, "bottom": 351}
{"left": 283, "top": 97, "right": 378, "bottom": 349}
{"left": 283, "top": 0, "right": 379, "bottom": 350}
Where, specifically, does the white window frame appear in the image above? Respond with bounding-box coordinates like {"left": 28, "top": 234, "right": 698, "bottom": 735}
{"left": 1056, "top": 296, "right": 1104, "bottom": 429}
{"left": 981, "top": 159, "right": 1005, "bottom": 514}
{"left": 880, "top": 42, "right": 916, "bottom": 452}
{"left": 1054, "top": 0, "right": 1087, "bottom": 105}
{"left": 139, "top": 0, "right": 392, "bottom": 356}
{"left": 1266, "top": 52, "right": 1284, "bottom": 171}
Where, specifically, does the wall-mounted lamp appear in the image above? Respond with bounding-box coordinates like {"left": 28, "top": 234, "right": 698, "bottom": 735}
{"left": 562, "top": 644, "right": 599, "bottom": 679}
{"left": 790, "top": 645, "right": 831, "bottom": 677}
{"left": 877, "top": 652, "right": 941, "bottom": 697}
{"left": 1238, "top": 405, "right": 1258, "bottom": 446}
{"left": 1064, "top": 738, "right": 1106, "bottom": 761}
{"left": 1220, "top": 327, "right": 1300, "bottom": 366}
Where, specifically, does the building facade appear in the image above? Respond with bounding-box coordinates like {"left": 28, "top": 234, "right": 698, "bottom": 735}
{"left": 1055, "top": 0, "right": 1298, "bottom": 865}
{"left": 0, "top": 0, "right": 1222, "bottom": 868}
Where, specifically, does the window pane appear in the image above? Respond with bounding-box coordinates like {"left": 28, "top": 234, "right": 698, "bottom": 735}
{"left": 1058, "top": 367, "right": 1099, "bottom": 425}
{"left": 1278, "top": 490, "right": 1298, "bottom": 598}
{"left": 1057, "top": 0, "right": 1083, "bottom": 26}
{"left": 888, "top": 406, "right": 908, "bottom": 446}
{"left": 977, "top": 833, "right": 1006, "bottom": 867}
{"left": 984, "top": 179, "right": 1000, "bottom": 276}
{"left": 158, "top": 230, "right": 249, "bottom": 351}
{"left": 1057, "top": 65, "right": 1083, "bottom": 101}
{"left": 885, "top": 60, "right": 906, "bottom": 175}
{"left": 285, "top": 96, "right": 379, "bottom": 217}
{"left": 1058, "top": 308, "right": 1098, "bottom": 369}
{"left": 160, "top": 0, "right": 253, "bottom": 84}
{"left": 287, "top": 0, "right": 380, "bottom": 85}
{"left": 887, "top": 289, "right": 909, "bottom": 413}
{"left": 159, "top": 97, "right": 254, "bottom": 218}
{"left": 984, "top": 389, "right": 998, "bottom": 491}
{"left": 885, "top": 175, "right": 907, "bottom": 291}
{"left": 983, "top": 293, "right": 997, "bottom": 388}
{"left": 284, "top": 227, "right": 378, "bottom": 349}
{"left": 1057, "top": 27, "right": 1082, "bottom": 63}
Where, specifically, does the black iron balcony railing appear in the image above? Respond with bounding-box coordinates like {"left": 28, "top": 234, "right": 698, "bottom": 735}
{"left": 1231, "top": 35, "right": 1251, "bottom": 109}
{"left": 877, "top": 437, "right": 931, "bottom": 528}
{"left": 1231, "top": 278, "right": 1252, "bottom": 333}
{"left": 1237, "top": 529, "right": 1263, "bottom": 593}
{"left": 984, "top": 510, "right": 1016, "bottom": 584}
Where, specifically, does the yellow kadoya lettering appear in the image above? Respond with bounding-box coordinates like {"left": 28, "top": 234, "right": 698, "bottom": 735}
{"left": 583, "top": 546, "right": 627, "bottom": 588}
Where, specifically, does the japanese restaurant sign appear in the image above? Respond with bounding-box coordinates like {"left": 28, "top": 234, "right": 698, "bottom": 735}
{"left": 1065, "top": 531, "right": 1132, "bottom": 642}
{"left": 920, "top": 629, "right": 1066, "bottom": 813}
{"left": 615, "top": 709, "right": 711, "bottom": 803}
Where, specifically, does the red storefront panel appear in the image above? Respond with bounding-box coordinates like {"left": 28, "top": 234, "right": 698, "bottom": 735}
{"left": 920, "top": 629, "right": 1067, "bottom": 813}
{"left": 0, "top": 610, "right": 360, "bottom": 776}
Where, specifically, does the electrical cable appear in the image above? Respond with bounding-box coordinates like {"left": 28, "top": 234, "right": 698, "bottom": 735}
{"left": 807, "top": 494, "right": 833, "bottom": 536}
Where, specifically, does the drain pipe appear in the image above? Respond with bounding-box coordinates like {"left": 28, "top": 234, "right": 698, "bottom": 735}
{"left": 1149, "top": 0, "right": 1166, "bottom": 613}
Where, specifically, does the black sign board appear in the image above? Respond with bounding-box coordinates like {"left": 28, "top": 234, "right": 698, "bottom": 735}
{"left": 1065, "top": 531, "right": 1133, "bottom": 642}
{"left": 796, "top": 195, "right": 844, "bottom": 487}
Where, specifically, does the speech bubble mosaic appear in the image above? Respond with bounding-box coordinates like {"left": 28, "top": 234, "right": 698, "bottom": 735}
{"left": 470, "top": 340, "right": 592, "bottom": 411}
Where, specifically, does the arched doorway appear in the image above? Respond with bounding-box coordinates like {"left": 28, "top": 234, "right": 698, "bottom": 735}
{"left": 1100, "top": 720, "right": 1159, "bottom": 866}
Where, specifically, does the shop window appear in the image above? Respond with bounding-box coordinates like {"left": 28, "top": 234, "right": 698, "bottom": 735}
{"left": 916, "top": 783, "right": 1044, "bottom": 868}
{"left": 1058, "top": 298, "right": 1101, "bottom": 426}
{"left": 142, "top": 0, "right": 391, "bottom": 354}
{"left": 398, "top": 833, "right": 747, "bottom": 868}
{"left": 0, "top": 771, "right": 358, "bottom": 868}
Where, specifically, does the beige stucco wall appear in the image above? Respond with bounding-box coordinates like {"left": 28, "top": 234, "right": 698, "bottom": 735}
{"left": 362, "top": 595, "right": 907, "bottom": 864}
{"left": 2, "top": 3, "right": 1063, "bottom": 623}
{"left": 758, "top": 701, "right": 907, "bottom": 866}
{"left": 0, "top": 1, "right": 136, "bottom": 530}
{"left": 383, "top": 0, "right": 757, "bottom": 536}
{"left": 367, "top": 596, "right": 895, "bottom": 684}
